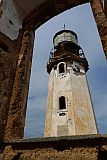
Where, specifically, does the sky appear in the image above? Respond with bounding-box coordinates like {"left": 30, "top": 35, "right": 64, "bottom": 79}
{"left": 24, "top": 3, "right": 107, "bottom": 138}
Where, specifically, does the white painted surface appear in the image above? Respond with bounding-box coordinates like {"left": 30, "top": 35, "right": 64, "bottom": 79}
{"left": 0, "top": 0, "right": 45, "bottom": 39}
{"left": 0, "top": 0, "right": 23, "bottom": 39}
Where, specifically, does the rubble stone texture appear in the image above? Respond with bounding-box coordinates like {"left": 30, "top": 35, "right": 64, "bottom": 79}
{"left": 0, "top": 135, "right": 107, "bottom": 160}
{"left": 91, "top": 0, "right": 107, "bottom": 58}
{"left": 0, "top": 32, "right": 18, "bottom": 141}
{"left": 4, "top": 30, "right": 35, "bottom": 141}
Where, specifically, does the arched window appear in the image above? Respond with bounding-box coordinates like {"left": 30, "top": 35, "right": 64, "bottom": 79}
{"left": 59, "top": 63, "right": 65, "bottom": 74}
{"left": 59, "top": 96, "right": 66, "bottom": 110}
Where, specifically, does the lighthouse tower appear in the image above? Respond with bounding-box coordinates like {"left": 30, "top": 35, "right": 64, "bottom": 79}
{"left": 44, "top": 29, "right": 97, "bottom": 137}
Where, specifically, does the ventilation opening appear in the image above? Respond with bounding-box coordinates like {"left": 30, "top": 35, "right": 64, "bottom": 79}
{"left": 59, "top": 63, "right": 65, "bottom": 73}
{"left": 59, "top": 96, "right": 66, "bottom": 110}
{"left": 59, "top": 112, "right": 66, "bottom": 116}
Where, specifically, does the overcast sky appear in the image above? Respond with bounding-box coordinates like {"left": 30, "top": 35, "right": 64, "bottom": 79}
{"left": 24, "top": 3, "right": 107, "bottom": 138}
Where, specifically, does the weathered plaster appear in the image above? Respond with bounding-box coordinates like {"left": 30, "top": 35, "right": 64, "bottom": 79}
{"left": 0, "top": 0, "right": 24, "bottom": 40}
{"left": 44, "top": 61, "right": 97, "bottom": 137}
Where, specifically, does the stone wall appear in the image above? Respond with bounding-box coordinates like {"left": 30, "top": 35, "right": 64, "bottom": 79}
{"left": 0, "top": 27, "right": 34, "bottom": 142}
{"left": 0, "top": 135, "right": 107, "bottom": 160}
{"left": 0, "top": 31, "right": 18, "bottom": 141}
{"left": 4, "top": 30, "right": 35, "bottom": 141}
{"left": 91, "top": 0, "right": 107, "bottom": 58}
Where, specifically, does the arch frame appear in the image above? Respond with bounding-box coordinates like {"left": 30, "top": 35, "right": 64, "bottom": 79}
{"left": 57, "top": 62, "right": 66, "bottom": 74}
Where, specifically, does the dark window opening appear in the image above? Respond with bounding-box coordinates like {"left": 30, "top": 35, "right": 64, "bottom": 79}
{"left": 59, "top": 63, "right": 65, "bottom": 73}
{"left": 73, "top": 66, "right": 80, "bottom": 73}
{"left": 0, "top": 42, "right": 9, "bottom": 52}
{"left": 59, "top": 112, "right": 66, "bottom": 116}
{"left": 54, "top": 65, "right": 57, "bottom": 70}
{"left": 59, "top": 96, "right": 66, "bottom": 110}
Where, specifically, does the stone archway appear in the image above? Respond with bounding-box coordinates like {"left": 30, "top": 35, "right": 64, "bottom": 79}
{"left": 0, "top": 0, "right": 107, "bottom": 141}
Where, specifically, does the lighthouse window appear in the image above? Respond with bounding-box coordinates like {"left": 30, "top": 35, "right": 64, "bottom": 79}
{"left": 59, "top": 63, "right": 65, "bottom": 74}
{"left": 59, "top": 96, "right": 66, "bottom": 110}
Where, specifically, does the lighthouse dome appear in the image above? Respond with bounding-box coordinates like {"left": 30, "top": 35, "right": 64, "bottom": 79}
{"left": 53, "top": 30, "right": 78, "bottom": 47}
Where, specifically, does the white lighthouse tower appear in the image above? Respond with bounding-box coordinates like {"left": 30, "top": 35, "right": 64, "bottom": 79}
{"left": 44, "top": 29, "right": 97, "bottom": 137}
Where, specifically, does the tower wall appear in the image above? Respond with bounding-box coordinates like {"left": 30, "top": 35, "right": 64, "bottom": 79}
{"left": 71, "top": 63, "right": 97, "bottom": 135}
{"left": 44, "top": 61, "right": 97, "bottom": 137}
